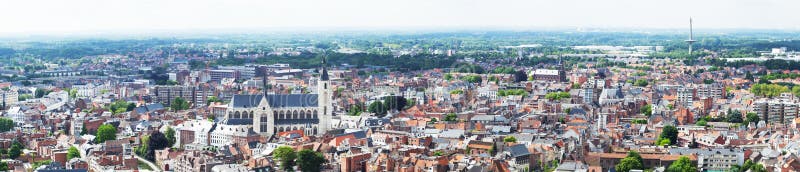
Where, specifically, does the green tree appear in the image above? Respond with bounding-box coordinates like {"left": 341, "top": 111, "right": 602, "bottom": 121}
{"left": 666, "top": 156, "right": 696, "bottom": 172}
{"left": 35, "top": 88, "right": 49, "bottom": 98}
{"left": 514, "top": 70, "right": 528, "bottom": 82}
{"left": 444, "top": 73, "right": 453, "bottom": 81}
{"left": 489, "top": 142, "right": 497, "bottom": 156}
{"left": 658, "top": 125, "right": 678, "bottom": 146}
{"left": 67, "top": 88, "right": 78, "bottom": 98}
{"left": 135, "top": 135, "right": 150, "bottom": 157}
{"left": 382, "top": 96, "right": 407, "bottom": 112}
{"left": 545, "top": 92, "right": 570, "bottom": 101}
{"left": 0, "top": 118, "right": 15, "bottom": 132}
{"left": 615, "top": 151, "right": 643, "bottom": 172}
{"left": 745, "top": 112, "right": 760, "bottom": 124}
{"left": 296, "top": 149, "right": 326, "bottom": 172}
{"left": 8, "top": 142, "right": 21, "bottom": 159}
{"left": 67, "top": 146, "right": 81, "bottom": 159}
{"left": 143, "top": 131, "right": 170, "bottom": 161}
{"left": 461, "top": 75, "right": 482, "bottom": 83}
{"left": 206, "top": 96, "right": 223, "bottom": 105}
{"left": 273, "top": 146, "right": 297, "bottom": 171}
{"left": 640, "top": 104, "right": 652, "bottom": 116}
{"left": 634, "top": 79, "right": 649, "bottom": 87}
{"left": 0, "top": 162, "right": 8, "bottom": 171}
{"left": 433, "top": 150, "right": 444, "bottom": 156}
{"left": 443, "top": 113, "right": 458, "bottom": 122}
{"left": 165, "top": 127, "right": 176, "bottom": 148}
{"left": 727, "top": 110, "right": 744, "bottom": 123}
{"left": 750, "top": 83, "right": 789, "bottom": 97}
{"left": 108, "top": 100, "right": 135, "bottom": 115}
{"left": 503, "top": 136, "right": 517, "bottom": 143}
{"left": 750, "top": 164, "right": 767, "bottom": 172}
{"left": 428, "top": 118, "right": 438, "bottom": 124}
{"left": 405, "top": 99, "right": 416, "bottom": 109}
{"left": 95, "top": 124, "right": 117, "bottom": 143}
{"left": 695, "top": 118, "right": 707, "bottom": 126}
{"left": 368, "top": 101, "right": 386, "bottom": 116}
{"left": 170, "top": 97, "right": 190, "bottom": 111}
{"left": 80, "top": 124, "right": 88, "bottom": 135}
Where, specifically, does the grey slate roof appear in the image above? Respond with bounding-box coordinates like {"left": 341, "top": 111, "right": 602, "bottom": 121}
{"left": 505, "top": 144, "right": 530, "bottom": 158}
{"left": 134, "top": 103, "right": 164, "bottom": 114}
{"left": 231, "top": 94, "right": 319, "bottom": 108}
{"left": 223, "top": 118, "right": 253, "bottom": 125}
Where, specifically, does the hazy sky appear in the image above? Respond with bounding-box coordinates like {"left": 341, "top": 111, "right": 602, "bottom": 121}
{"left": 1, "top": 0, "right": 798, "bottom": 35}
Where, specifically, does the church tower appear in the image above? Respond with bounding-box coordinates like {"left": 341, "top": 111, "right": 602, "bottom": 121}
{"left": 317, "top": 56, "right": 333, "bottom": 135}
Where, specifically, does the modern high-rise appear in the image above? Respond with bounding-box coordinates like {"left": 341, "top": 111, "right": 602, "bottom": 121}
{"left": 676, "top": 87, "right": 695, "bottom": 108}
{"left": 696, "top": 83, "right": 726, "bottom": 99}
{"left": 153, "top": 85, "right": 214, "bottom": 107}
{"left": 209, "top": 69, "right": 240, "bottom": 82}
{"left": 0, "top": 87, "right": 18, "bottom": 108}
{"left": 754, "top": 99, "right": 799, "bottom": 124}
{"left": 217, "top": 65, "right": 256, "bottom": 79}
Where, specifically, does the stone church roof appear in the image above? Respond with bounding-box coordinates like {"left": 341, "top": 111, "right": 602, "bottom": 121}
{"left": 231, "top": 94, "right": 319, "bottom": 108}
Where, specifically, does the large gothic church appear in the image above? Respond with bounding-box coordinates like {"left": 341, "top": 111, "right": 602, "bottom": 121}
{"left": 224, "top": 60, "right": 332, "bottom": 136}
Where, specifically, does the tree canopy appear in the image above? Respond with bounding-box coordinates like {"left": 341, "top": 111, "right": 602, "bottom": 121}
{"left": 273, "top": 146, "right": 297, "bottom": 171}
{"left": 745, "top": 112, "right": 760, "bottom": 124}
{"left": 640, "top": 104, "right": 652, "bottom": 116}
{"left": 614, "top": 151, "right": 643, "bottom": 172}
{"left": 0, "top": 118, "right": 15, "bottom": 132}
{"left": 108, "top": 100, "right": 136, "bottom": 114}
{"left": 67, "top": 146, "right": 81, "bottom": 160}
{"left": 170, "top": 97, "right": 191, "bottom": 111}
{"left": 296, "top": 149, "right": 326, "bottom": 172}
{"left": 461, "top": 75, "right": 482, "bottom": 83}
{"left": 498, "top": 89, "right": 527, "bottom": 97}
{"left": 503, "top": 136, "right": 517, "bottom": 143}
{"left": 750, "top": 83, "right": 789, "bottom": 97}
{"left": 658, "top": 125, "right": 678, "bottom": 146}
{"left": 666, "top": 156, "right": 696, "bottom": 172}
{"left": 545, "top": 92, "right": 570, "bottom": 101}
{"left": 165, "top": 127, "right": 176, "bottom": 148}
{"left": 95, "top": 124, "right": 117, "bottom": 143}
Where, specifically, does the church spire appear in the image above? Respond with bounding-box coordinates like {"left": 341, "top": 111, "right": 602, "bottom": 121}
{"left": 321, "top": 54, "right": 330, "bottom": 81}
{"left": 268, "top": 74, "right": 269, "bottom": 97}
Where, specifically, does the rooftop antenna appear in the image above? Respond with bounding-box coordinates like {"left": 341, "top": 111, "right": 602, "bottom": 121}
{"left": 685, "top": 17, "right": 697, "bottom": 54}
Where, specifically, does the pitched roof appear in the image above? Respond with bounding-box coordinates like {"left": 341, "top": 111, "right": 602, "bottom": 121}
{"left": 505, "top": 144, "right": 531, "bottom": 158}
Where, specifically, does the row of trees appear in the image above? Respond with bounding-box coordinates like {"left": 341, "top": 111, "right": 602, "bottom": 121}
{"left": 545, "top": 92, "right": 570, "bottom": 101}
{"left": 750, "top": 83, "right": 789, "bottom": 97}
{"left": 615, "top": 150, "right": 696, "bottom": 172}
{"left": 367, "top": 96, "right": 408, "bottom": 117}
{"left": 729, "top": 160, "right": 767, "bottom": 172}
{"left": 461, "top": 75, "right": 482, "bottom": 83}
{"left": 497, "top": 89, "right": 527, "bottom": 97}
